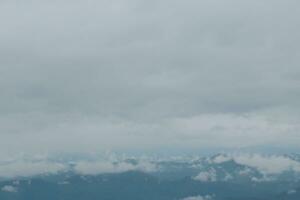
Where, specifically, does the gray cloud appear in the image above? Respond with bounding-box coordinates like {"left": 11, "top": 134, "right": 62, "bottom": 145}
{"left": 0, "top": 0, "right": 300, "bottom": 155}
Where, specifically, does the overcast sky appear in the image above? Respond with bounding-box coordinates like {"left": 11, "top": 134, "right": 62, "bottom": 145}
{"left": 1, "top": 0, "right": 300, "bottom": 156}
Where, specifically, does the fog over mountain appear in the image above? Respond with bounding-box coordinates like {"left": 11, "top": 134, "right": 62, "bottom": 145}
{"left": 1, "top": 153, "right": 300, "bottom": 200}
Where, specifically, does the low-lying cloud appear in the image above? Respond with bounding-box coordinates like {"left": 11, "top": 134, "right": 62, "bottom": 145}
{"left": 0, "top": 161, "right": 67, "bottom": 179}
{"left": 1, "top": 185, "right": 18, "bottom": 193}
{"left": 0, "top": 155, "right": 158, "bottom": 179}
{"left": 74, "top": 160, "right": 157, "bottom": 175}
{"left": 182, "top": 194, "right": 214, "bottom": 200}
{"left": 193, "top": 169, "right": 217, "bottom": 182}
{"left": 212, "top": 154, "right": 300, "bottom": 174}
{"left": 0, "top": 153, "right": 300, "bottom": 179}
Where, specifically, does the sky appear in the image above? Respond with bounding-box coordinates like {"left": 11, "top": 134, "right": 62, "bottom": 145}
{"left": 0, "top": 0, "right": 300, "bottom": 157}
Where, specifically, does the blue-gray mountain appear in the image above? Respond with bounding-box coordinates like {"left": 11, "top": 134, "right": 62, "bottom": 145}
{"left": 1, "top": 153, "right": 300, "bottom": 200}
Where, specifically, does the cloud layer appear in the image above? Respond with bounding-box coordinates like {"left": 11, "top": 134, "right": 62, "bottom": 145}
{"left": 182, "top": 195, "right": 214, "bottom": 200}
{"left": 212, "top": 154, "right": 300, "bottom": 174}
{"left": 0, "top": 153, "right": 300, "bottom": 179}
{"left": 74, "top": 160, "right": 157, "bottom": 175}
{"left": 0, "top": 0, "right": 300, "bottom": 154}
{"left": 1, "top": 185, "right": 18, "bottom": 193}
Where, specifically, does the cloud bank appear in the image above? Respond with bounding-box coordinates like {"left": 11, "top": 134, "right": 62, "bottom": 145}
{"left": 1, "top": 185, "right": 18, "bottom": 193}
{"left": 193, "top": 169, "right": 217, "bottom": 182}
{"left": 212, "top": 154, "right": 300, "bottom": 174}
{"left": 182, "top": 195, "right": 214, "bottom": 200}
{"left": 74, "top": 160, "right": 157, "bottom": 175}
{"left": 0, "top": 161, "right": 67, "bottom": 179}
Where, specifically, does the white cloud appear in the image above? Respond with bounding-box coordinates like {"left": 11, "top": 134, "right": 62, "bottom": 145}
{"left": 0, "top": 161, "right": 67, "bottom": 178}
{"left": 233, "top": 154, "right": 300, "bottom": 174}
{"left": 223, "top": 173, "right": 233, "bottom": 181}
{"left": 74, "top": 160, "right": 157, "bottom": 175}
{"left": 1, "top": 185, "right": 17, "bottom": 193}
{"left": 212, "top": 153, "right": 300, "bottom": 174}
{"left": 238, "top": 167, "right": 253, "bottom": 176}
{"left": 212, "top": 154, "right": 232, "bottom": 164}
{"left": 58, "top": 181, "right": 70, "bottom": 185}
{"left": 193, "top": 169, "right": 216, "bottom": 182}
{"left": 0, "top": 156, "right": 157, "bottom": 178}
{"left": 251, "top": 176, "right": 274, "bottom": 182}
{"left": 182, "top": 194, "right": 213, "bottom": 200}
{"left": 288, "top": 189, "right": 297, "bottom": 195}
